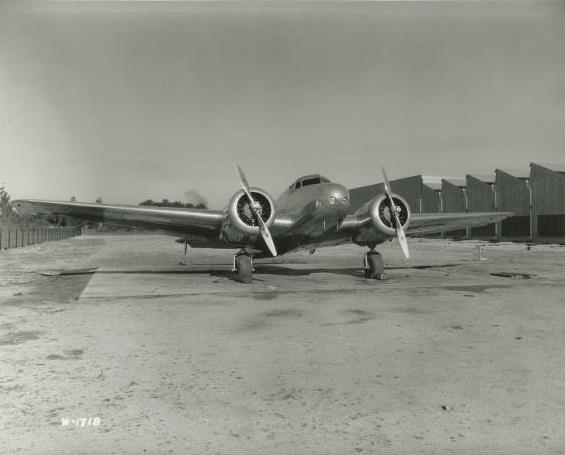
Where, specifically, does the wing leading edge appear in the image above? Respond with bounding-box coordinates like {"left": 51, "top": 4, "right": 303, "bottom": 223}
{"left": 406, "top": 212, "right": 512, "bottom": 236}
{"left": 13, "top": 199, "right": 225, "bottom": 240}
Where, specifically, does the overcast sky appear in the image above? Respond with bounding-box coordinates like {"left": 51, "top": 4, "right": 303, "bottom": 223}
{"left": 0, "top": 1, "right": 563, "bottom": 208}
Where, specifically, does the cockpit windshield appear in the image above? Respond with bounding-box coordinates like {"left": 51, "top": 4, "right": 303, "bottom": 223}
{"left": 301, "top": 177, "right": 321, "bottom": 187}
{"left": 289, "top": 175, "right": 331, "bottom": 193}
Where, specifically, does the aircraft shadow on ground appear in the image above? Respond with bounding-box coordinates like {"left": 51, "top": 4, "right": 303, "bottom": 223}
{"left": 252, "top": 265, "right": 363, "bottom": 277}
{"left": 59, "top": 263, "right": 458, "bottom": 282}
{"left": 207, "top": 267, "right": 362, "bottom": 283}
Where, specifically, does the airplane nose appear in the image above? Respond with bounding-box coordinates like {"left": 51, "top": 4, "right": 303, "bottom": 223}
{"left": 325, "top": 184, "right": 350, "bottom": 212}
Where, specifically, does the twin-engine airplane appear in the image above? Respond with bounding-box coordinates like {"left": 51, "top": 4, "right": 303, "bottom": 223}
{"left": 13, "top": 164, "right": 511, "bottom": 283}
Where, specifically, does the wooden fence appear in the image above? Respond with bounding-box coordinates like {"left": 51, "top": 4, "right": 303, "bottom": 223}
{"left": 0, "top": 226, "right": 82, "bottom": 250}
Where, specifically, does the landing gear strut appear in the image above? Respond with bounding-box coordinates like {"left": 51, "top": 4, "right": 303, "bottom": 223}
{"left": 233, "top": 251, "right": 254, "bottom": 283}
{"left": 363, "top": 250, "right": 384, "bottom": 280}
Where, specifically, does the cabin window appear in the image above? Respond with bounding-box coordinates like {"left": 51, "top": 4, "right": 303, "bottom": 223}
{"left": 294, "top": 181, "right": 302, "bottom": 190}
{"left": 301, "top": 177, "right": 321, "bottom": 187}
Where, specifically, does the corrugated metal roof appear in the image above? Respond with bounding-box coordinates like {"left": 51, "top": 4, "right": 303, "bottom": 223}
{"left": 496, "top": 168, "right": 530, "bottom": 179}
{"left": 443, "top": 178, "right": 466, "bottom": 188}
{"left": 531, "top": 162, "right": 565, "bottom": 174}
{"left": 421, "top": 176, "right": 443, "bottom": 191}
{"left": 467, "top": 174, "right": 496, "bottom": 184}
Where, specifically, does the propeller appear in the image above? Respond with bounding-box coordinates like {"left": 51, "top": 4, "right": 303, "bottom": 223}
{"left": 234, "top": 162, "right": 278, "bottom": 257}
{"left": 381, "top": 167, "right": 410, "bottom": 259}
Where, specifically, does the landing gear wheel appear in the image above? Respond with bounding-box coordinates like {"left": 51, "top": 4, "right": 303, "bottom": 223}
{"left": 233, "top": 253, "right": 253, "bottom": 283}
{"left": 364, "top": 251, "right": 384, "bottom": 280}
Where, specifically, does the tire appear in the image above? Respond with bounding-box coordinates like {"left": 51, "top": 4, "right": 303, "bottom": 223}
{"left": 364, "top": 251, "right": 384, "bottom": 280}
{"left": 234, "top": 255, "right": 253, "bottom": 283}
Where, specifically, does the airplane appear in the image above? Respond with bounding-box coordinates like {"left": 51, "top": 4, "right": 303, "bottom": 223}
{"left": 13, "top": 164, "right": 511, "bottom": 283}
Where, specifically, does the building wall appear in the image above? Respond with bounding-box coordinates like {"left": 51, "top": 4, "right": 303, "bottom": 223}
{"left": 441, "top": 180, "right": 466, "bottom": 212}
{"left": 348, "top": 176, "right": 422, "bottom": 214}
{"left": 389, "top": 176, "right": 423, "bottom": 214}
{"left": 530, "top": 164, "right": 565, "bottom": 239}
{"left": 466, "top": 175, "right": 496, "bottom": 237}
{"left": 495, "top": 170, "right": 530, "bottom": 239}
{"left": 442, "top": 180, "right": 467, "bottom": 237}
{"left": 421, "top": 185, "right": 440, "bottom": 213}
{"left": 348, "top": 166, "right": 563, "bottom": 243}
{"left": 348, "top": 183, "right": 384, "bottom": 214}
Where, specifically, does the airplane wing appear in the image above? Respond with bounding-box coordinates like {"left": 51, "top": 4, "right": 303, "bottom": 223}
{"left": 406, "top": 212, "right": 511, "bottom": 236}
{"left": 339, "top": 210, "right": 511, "bottom": 245}
{"left": 12, "top": 199, "right": 226, "bottom": 244}
{"left": 13, "top": 199, "right": 298, "bottom": 250}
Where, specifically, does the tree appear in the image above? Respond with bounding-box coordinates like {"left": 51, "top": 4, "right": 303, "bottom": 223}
{"left": 0, "top": 184, "right": 13, "bottom": 220}
{"left": 138, "top": 199, "right": 207, "bottom": 209}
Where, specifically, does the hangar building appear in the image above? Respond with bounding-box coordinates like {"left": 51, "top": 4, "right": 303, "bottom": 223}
{"left": 530, "top": 162, "right": 565, "bottom": 241}
{"left": 495, "top": 168, "right": 531, "bottom": 240}
{"left": 441, "top": 178, "right": 467, "bottom": 238}
{"left": 465, "top": 174, "right": 497, "bottom": 239}
{"left": 349, "top": 175, "right": 441, "bottom": 214}
{"left": 348, "top": 161, "right": 564, "bottom": 243}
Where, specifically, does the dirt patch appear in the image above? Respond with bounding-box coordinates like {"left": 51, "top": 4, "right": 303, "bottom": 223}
{"left": 45, "top": 349, "right": 84, "bottom": 361}
{"left": 238, "top": 309, "right": 302, "bottom": 331}
{"left": 45, "top": 354, "right": 66, "bottom": 360}
{"left": 0, "top": 330, "right": 45, "bottom": 345}
{"left": 490, "top": 272, "right": 534, "bottom": 279}
{"left": 392, "top": 306, "right": 431, "bottom": 315}
{"left": 440, "top": 284, "right": 512, "bottom": 293}
{"left": 264, "top": 309, "right": 302, "bottom": 318}
{"left": 252, "top": 291, "right": 280, "bottom": 301}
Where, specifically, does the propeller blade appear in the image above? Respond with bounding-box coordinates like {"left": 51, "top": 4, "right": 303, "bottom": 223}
{"left": 234, "top": 162, "right": 257, "bottom": 207}
{"left": 381, "top": 167, "right": 410, "bottom": 259}
{"left": 396, "top": 224, "right": 410, "bottom": 259}
{"left": 257, "top": 216, "right": 278, "bottom": 257}
{"left": 233, "top": 162, "right": 278, "bottom": 257}
{"left": 381, "top": 167, "right": 394, "bottom": 200}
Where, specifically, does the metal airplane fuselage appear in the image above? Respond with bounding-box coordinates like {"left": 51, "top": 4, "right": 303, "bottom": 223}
{"left": 266, "top": 181, "right": 351, "bottom": 255}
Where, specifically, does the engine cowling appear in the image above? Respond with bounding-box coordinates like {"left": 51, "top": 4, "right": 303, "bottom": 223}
{"left": 368, "top": 193, "right": 411, "bottom": 236}
{"left": 221, "top": 188, "right": 276, "bottom": 243}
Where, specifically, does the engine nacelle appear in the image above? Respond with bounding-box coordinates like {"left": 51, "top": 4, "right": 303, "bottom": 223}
{"left": 220, "top": 187, "right": 276, "bottom": 244}
{"left": 353, "top": 192, "right": 411, "bottom": 246}
{"left": 368, "top": 193, "right": 411, "bottom": 236}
